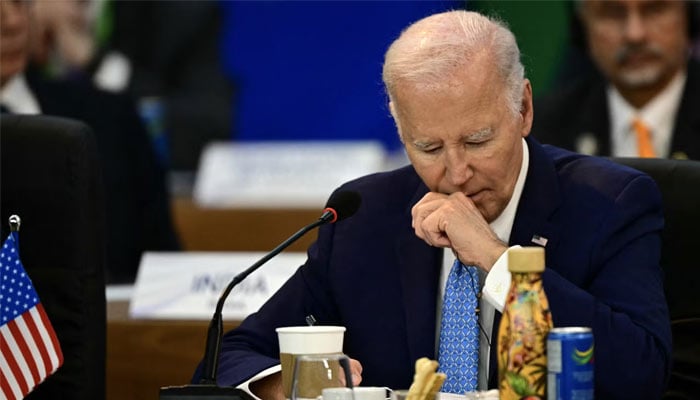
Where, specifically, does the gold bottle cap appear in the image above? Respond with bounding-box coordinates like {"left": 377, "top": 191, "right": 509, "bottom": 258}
{"left": 508, "top": 247, "right": 545, "bottom": 272}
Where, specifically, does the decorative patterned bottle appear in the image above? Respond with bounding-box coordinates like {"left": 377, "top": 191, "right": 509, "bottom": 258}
{"left": 497, "top": 247, "right": 553, "bottom": 400}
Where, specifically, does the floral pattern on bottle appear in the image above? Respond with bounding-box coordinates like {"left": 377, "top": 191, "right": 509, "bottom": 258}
{"left": 498, "top": 272, "right": 553, "bottom": 400}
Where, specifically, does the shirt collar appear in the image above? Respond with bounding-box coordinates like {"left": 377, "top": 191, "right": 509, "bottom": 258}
{"left": 607, "top": 70, "right": 686, "bottom": 157}
{"left": 490, "top": 138, "right": 529, "bottom": 243}
{"left": 0, "top": 74, "right": 41, "bottom": 115}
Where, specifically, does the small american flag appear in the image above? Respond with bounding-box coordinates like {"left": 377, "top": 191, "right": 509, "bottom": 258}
{"left": 0, "top": 232, "right": 63, "bottom": 400}
{"left": 531, "top": 234, "right": 548, "bottom": 247}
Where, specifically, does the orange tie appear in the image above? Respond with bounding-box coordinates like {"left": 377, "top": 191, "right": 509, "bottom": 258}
{"left": 632, "top": 118, "right": 656, "bottom": 158}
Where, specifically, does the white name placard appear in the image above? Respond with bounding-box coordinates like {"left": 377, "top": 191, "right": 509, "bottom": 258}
{"left": 129, "top": 252, "right": 306, "bottom": 320}
{"left": 193, "top": 141, "right": 386, "bottom": 208}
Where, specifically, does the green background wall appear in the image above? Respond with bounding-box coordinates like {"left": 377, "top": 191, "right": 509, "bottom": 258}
{"left": 469, "top": 0, "right": 572, "bottom": 96}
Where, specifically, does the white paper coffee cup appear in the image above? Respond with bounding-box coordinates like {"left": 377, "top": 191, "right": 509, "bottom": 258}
{"left": 276, "top": 326, "right": 346, "bottom": 398}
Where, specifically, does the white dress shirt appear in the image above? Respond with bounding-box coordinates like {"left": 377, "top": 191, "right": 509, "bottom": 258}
{"left": 0, "top": 74, "right": 41, "bottom": 115}
{"left": 608, "top": 71, "right": 686, "bottom": 158}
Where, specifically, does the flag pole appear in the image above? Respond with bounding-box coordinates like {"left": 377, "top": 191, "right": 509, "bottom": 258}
{"left": 9, "top": 214, "right": 20, "bottom": 232}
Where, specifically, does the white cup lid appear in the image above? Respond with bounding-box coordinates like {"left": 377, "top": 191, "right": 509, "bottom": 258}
{"left": 276, "top": 326, "right": 346, "bottom": 354}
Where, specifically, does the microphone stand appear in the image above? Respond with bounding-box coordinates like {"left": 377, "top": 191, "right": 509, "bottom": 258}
{"left": 160, "top": 215, "right": 331, "bottom": 399}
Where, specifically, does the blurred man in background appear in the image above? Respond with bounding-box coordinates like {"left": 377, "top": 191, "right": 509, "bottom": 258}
{"left": 532, "top": 0, "right": 700, "bottom": 160}
{"left": 25, "top": 0, "right": 233, "bottom": 172}
{"left": 1, "top": 0, "right": 180, "bottom": 283}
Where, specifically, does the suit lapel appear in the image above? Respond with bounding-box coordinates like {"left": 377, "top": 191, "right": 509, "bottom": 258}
{"left": 511, "top": 138, "right": 562, "bottom": 251}
{"left": 575, "top": 78, "right": 611, "bottom": 156}
{"left": 670, "top": 60, "right": 700, "bottom": 160}
{"left": 25, "top": 70, "right": 68, "bottom": 116}
{"left": 396, "top": 183, "right": 442, "bottom": 364}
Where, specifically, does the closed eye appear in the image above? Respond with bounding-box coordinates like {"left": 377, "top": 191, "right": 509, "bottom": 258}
{"left": 465, "top": 139, "right": 488, "bottom": 148}
{"left": 463, "top": 128, "right": 493, "bottom": 147}
{"left": 412, "top": 141, "right": 442, "bottom": 154}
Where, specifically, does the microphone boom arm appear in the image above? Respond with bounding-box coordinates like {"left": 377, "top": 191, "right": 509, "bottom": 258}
{"left": 200, "top": 217, "right": 328, "bottom": 385}
{"left": 161, "top": 191, "right": 359, "bottom": 398}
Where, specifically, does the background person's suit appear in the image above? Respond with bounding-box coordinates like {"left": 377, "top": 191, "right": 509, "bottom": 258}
{"left": 531, "top": 60, "right": 700, "bottom": 160}
{"left": 202, "top": 137, "right": 671, "bottom": 399}
{"left": 25, "top": 71, "right": 180, "bottom": 283}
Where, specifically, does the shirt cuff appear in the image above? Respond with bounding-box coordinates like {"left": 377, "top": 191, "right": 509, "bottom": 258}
{"left": 482, "top": 245, "right": 521, "bottom": 312}
{"left": 236, "top": 365, "right": 282, "bottom": 399}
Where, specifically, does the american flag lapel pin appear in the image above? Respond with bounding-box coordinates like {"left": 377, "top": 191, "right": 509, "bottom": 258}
{"left": 531, "top": 234, "right": 548, "bottom": 247}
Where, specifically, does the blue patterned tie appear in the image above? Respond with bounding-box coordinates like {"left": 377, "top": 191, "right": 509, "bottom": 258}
{"left": 438, "top": 259, "right": 480, "bottom": 394}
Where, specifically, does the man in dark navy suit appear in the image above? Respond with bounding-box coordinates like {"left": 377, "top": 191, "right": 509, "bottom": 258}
{"left": 1, "top": 0, "right": 179, "bottom": 283}
{"left": 533, "top": 0, "right": 700, "bottom": 160}
{"left": 196, "top": 10, "right": 671, "bottom": 399}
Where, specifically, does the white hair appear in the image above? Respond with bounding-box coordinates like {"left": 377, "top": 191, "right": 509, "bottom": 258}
{"left": 382, "top": 10, "right": 525, "bottom": 116}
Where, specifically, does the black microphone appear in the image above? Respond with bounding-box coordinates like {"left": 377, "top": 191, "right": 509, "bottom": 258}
{"left": 160, "top": 190, "right": 361, "bottom": 400}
